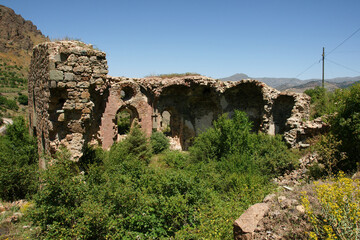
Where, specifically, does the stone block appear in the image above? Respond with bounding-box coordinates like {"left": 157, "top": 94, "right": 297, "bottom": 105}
{"left": 75, "top": 103, "right": 85, "bottom": 110}
{"left": 82, "top": 108, "right": 91, "bottom": 114}
{"left": 49, "top": 70, "right": 63, "bottom": 81}
{"left": 50, "top": 81, "right": 57, "bottom": 88}
{"left": 57, "top": 82, "right": 66, "bottom": 88}
{"left": 58, "top": 65, "right": 73, "bottom": 72}
{"left": 53, "top": 54, "right": 61, "bottom": 62}
{"left": 73, "top": 66, "right": 85, "bottom": 74}
{"left": 81, "top": 91, "right": 90, "bottom": 99}
{"left": 90, "top": 56, "right": 97, "bottom": 62}
{"left": 77, "top": 82, "right": 90, "bottom": 88}
{"left": 66, "top": 82, "right": 76, "bottom": 88}
{"left": 48, "top": 61, "right": 56, "bottom": 70}
{"left": 58, "top": 113, "right": 65, "bottom": 122}
{"left": 64, "top": 73, "right": 74, "bottom": 81}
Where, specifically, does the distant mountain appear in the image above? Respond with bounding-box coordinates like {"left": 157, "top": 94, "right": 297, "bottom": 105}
{"left": 0, "top": 4, "right": 48, "bottom": 75}
{"left": 220, "top": 73, "right": 360, "bottom": 92}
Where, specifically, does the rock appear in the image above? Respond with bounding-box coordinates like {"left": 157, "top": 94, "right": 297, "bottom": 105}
{"left": 49, "top": 70, "right": 64, "bottom": 81}
{"left": 233, "top": 203, "right": 269, "bottom": 240}
{"left": 64, "top": 72, "right": 74, "bottom": 81}
{"left": 352, "top": 171, "right": 360, "bottom": 180}
{"left": 0, "top": 204, "right": 5, "bottom": 213}
{"left": 263, "top": 193, "right": 276, "bottom": 203}
{"left": 9, "top": 212, "right": 23, "bottom": 223}
{"left": 295, "top": 205, "right": 305, "bottom": 213}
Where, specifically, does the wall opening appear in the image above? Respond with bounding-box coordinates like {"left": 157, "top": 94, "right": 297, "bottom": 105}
{"left": 161, "top": 110, "right": 171, "bottom": 136}
{"left": 156, "top": 84, "right": 220, "bottom": 150}
{"left": 113, "top": 105, "right": 139, "bottom": 142}
{"left": 116, "top": 110, "right": 131, "bottom": 135}
{"left": 120, "top": 86, "right": 135, "bottom": 101}
{"left": 273, "top": 95, "right": 295, "bottom": 134}
{"left": 223, "top": 83, "right": 264, "bottom": 132}
{"left": 48, "top": 88, "right": 68, "bottom": 141}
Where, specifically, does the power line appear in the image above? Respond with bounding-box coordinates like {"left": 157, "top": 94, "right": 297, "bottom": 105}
{"left": 295, "top": 26, "right": 360, "bottom": 78}
{"left": 326, "top": 58, "right": 360, "bottom": 74}
{"left": 326, "top": 26, "right": 360, "bottom": 57}
{"left": 295, "top": 59, "right": 321, "bottom": 78}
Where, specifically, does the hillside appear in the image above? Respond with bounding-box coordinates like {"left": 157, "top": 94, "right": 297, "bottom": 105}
{"left": 0, "top": 5, "right": 48, "bottom": 71}
{"left": 220, "top": 73, "right": 360, "bottom": 92}
{"left": 0, "top": 5, "right": 48, "bottom": 118}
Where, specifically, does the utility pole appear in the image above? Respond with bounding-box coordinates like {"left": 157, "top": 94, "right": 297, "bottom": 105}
{"left": 322, "top": 47, "right": 325, "bottom": 88}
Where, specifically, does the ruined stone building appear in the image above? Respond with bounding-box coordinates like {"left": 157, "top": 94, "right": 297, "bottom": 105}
{"left": 28, "top": 41, "right": 311, "bottom": 168}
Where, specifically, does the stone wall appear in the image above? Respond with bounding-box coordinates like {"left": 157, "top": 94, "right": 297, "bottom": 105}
{"left": 28, "top": 41, "right": 311, "bottom": 165}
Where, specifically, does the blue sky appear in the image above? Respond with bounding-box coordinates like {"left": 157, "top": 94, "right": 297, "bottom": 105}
{"left": 2, "top": 0, "right": 360, "bottom": 80}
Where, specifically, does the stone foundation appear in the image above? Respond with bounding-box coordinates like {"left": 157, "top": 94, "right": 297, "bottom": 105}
{"left": 28, "top": 41, "right": 311, "bottom": 166}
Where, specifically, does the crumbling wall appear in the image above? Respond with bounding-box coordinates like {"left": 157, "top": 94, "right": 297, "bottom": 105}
{"left": 29, "top": 41, "right": 311, "bottom": 164}
{"left": 28, "top": 41, "right": 108, "bottom": 165}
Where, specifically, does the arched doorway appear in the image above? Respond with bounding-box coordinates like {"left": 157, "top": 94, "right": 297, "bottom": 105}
{"left": 114, "top": 105, "right": 139, "bottom": 141}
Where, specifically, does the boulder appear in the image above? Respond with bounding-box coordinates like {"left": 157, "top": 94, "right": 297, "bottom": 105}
{"left": 233, "top": 203, "right": 269, "bottom": 240}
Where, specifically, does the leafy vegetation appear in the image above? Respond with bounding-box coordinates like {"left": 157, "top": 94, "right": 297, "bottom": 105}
{"left": 0, "top": 61, "right": 27, "bottom": 89}
{"left": 150, "top": 131, "right": 170, "bottom": 154}
{"left": 306, "top": 84, "right": 360, "bottom": 175}
{"left": 17, "top": 93, "right": 28, "bottom": 105}
{"left": 0, "top": 95, "right": 19, "bottom": 111}
{"left": 304, "top": 86, "right": 337, "bottom": 119}
{"left": 302, "top": 172, "right": 360, "bottom": 240}
{"left": 115, "top": 110, "right": 131, "bottom": 135}
{"left": 0, "top": 117, "right": 38, "bottom": 201}
{"left": 0, "top": 110, "right": 295, "bottom": 239}
{"left": 330, "top": 83, "right": 360, "bottom": 171}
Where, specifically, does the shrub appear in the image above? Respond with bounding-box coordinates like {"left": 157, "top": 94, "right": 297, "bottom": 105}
{"left": 302, "top": 172, "right": 360, "bottom": 240}
{"left": 330, "top": 83, "right": 360, "bottom": 171}
{"left": 304, "top": 87, "right": 336, "bottom": 119}
{"left": 190, "top": 111, "right": 252, "bottom": 162}
{"left": 17, "top": 94, "right": 28, "bottom": 105}
{"left": 190, "top": 110, "right": 298, "bottom": 177}
{"left": 163, "top": 150, "right": 189, "bottom": 169}
{"left": 252, "top": 133, "right": 299, "bottom": 176}
{"left": 150, "top": 131, "right": 170, "bottom": 154}
{"left": 25, "top": 111, "right": 285, "bottom": 239}
{"left": 0, "top": 117, "right": 38, "bottom": 201}
{"left": 313, "top": 133, "right": 347, "bottom": 177}
{"left": 107, "top": 125, "right": 152, "bottom": 165}
{"left": 0, "top": 95, "right": 19, "bottom": 110}
{"left": 28, "top": 150, "right": 102, "bottom": 239}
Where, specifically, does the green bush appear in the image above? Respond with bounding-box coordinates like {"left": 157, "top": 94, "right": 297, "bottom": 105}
{"left": 150, "top": 131, "right": 170, "bottom": 154}
{"left": 330, "top": 83, "right": 360, "bottom": 171}
{"left": 190, "top": 110, "right": 298, "bottom": 177}
{"left": 0, "top": 117, "right": 38, "bottom": 201}
{"left": 190, "top": 111, "right": 252, "bottom": 162}
{"left": 0, "top": 95, "right": 19, "bottom": 111}
{"left": 163, "top": 150, "right": 189, "bottom": 169}
{"left": 25, "top": 111, "right": 292, "bottom": 239}
{"left": 107, "top": 124, "right": 152, "bottom": 165}
{"left": 17, "top": 94, "right": 28, "bottom": 105}
{"left": 304, "top": 87, "right": 336, "bottom": 119}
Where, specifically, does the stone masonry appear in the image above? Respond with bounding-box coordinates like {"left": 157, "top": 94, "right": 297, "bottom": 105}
{"left": 28, "top": 41, "right": 311, "bottom": 167}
